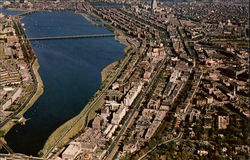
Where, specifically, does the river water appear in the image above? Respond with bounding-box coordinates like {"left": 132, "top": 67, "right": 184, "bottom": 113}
{"left": 0, "top": 8, "right": 22, "bottom": 15}
{"left": 3, "top": 11, "right": 125, "bottom": 156}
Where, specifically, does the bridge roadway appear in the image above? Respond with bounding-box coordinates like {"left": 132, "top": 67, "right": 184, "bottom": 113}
{"left": 15, "top": 10, "right": 37, "bottom": 17}
{"left": 28, "top": 34, "right": 115, "bottom": 41}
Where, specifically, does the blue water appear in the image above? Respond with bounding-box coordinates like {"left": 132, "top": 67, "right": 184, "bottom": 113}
{"left": 0, "top": 8, "right": 22, "bottom": 15}
{"left": 5, "top": 11, "right": 125, "bottom": 156}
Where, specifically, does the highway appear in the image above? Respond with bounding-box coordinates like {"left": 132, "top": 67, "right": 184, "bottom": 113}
{"left": 104, "top": 56, "right": 168, "bottom": 160}
{"left": 28, "top": 34, "right": 115, "bottom": 41}
{"left": 0, "top": 19, "right": 39, "bottom": 155}
{"left": 0, "top": 19, "right": 38, "bottom": 129}
{"left": 0, "top": 153, "right": 47, "bottom": 160}
{"left": 0, "top": 139, "right": 14, "bottom": 154}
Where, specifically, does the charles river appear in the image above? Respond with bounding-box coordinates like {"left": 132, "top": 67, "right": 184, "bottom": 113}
{"left": 2, "top": 10, "right": 125, "bottom": 156}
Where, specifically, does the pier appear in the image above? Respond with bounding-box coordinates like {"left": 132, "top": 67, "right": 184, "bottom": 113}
{"left": 28, "top": 33, "right": 115, "bottom": 41}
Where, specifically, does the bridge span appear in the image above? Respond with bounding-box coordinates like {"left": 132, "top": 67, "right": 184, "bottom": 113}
{"left": 15, "top": 10, "right": 37, "bottom": 17}
{"left": 28, "top": 34, "right": 115, "bottom": 41}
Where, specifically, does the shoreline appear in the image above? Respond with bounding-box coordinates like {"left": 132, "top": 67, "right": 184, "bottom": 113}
{"left": 0, "top": 9, "right": 131, "bottom": 157}
{"left": 0, "top": 15, "right": 44, "bottom": 138}
{"left": 101, "top": 61, "right": 118, "bottom": 81}
{"left": 101, "top": 32, "right": 131, "bottom": 82}
{"left": 80, "top": 13, "right": 100, "bottom": 26}
{"left": 0, "top": 59, "right": 44, "bottom": 136}
{"left": 39, "top": 17, "right": 133, "bottom": 157}
{"left": 80, "top": 12, "right": 131, "bottom": 82}
{"left": 6, "top": 8, "right": 28, "bottom": 11}
{"left": 17, "top": 59, "right": 44, "bottom": 117}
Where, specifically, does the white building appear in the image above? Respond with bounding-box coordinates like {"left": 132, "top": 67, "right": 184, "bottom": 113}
{"left": 105, "top": 100, "right": 121, "bottom": 111}
{"left": 62, "top": 142, "right": 81, "bottom": 160}
{"left": 169, "top": 70, "right": 181, "bottom": 83}
{"left": 103, "top": 124, "right": 113, "bottom": 135}
{"left": 106, "top": 124, "right": 118, "bottom": 138}
{"left": 123, "top": 82, "right": 143, "bottom": 106}
{"left": 0, "top": 87, "right": 22, "bottom": 110}
{"left": 111, "top": 106, "right": 127, "bottom": 125}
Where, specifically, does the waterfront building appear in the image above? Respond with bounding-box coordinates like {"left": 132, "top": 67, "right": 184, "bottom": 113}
{"left": 61, "top": 142, "right": 81, "bottom": 160}
{"left": 0, "top": 87, "right": 22, "bottom": 110}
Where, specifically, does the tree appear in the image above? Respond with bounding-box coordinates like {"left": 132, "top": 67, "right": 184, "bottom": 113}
{"left": 168, "top": 142, "right": 177, "bottom": 152}
{"left": 0, "top": 130, "right": 4, "bottom": 137}
{"left": 150, "top": 151, "right": 159, "bottom": 160}
{"left": 193, "top": 122, "right": 204, "bottom": 138}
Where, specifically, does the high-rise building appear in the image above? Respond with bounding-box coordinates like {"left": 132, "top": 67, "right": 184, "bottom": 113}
{"left": 151, "top": 0, "right": 157, "bottom": 12}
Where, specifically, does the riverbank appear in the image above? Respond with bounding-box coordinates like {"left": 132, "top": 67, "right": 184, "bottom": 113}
{"left": 85, "top": 14, "right": 129, "bottom": 82}
{"left": 101, "top": 30, "right": 133, "bottom": 82}
{"left": 17, "top": 59, "right": 44, "bottom": 117}
{"left": 0, "top": 59, "right": 44, "bottom": 136}
{"left": 101, "top": 61, "right": 118, "bottom": 81}
{"left": 4, "top": 10, "right": 127, "bottom": 156}
{"left": 7, "top": 8, "right": 28, "bottom": 11}
{"left": 39, "top": 28, "right": 133, "bottom": 158}
{"left": 80, "top": 13, "right": 102, "bottom": 26}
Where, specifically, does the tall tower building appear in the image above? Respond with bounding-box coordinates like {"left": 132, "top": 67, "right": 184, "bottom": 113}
{"left": 151, "top": 0, "right": 157, "bottom": 12}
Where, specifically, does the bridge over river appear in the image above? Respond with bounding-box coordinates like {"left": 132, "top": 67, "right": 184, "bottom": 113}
{"left": 14, "top": 10, "right": 38, "bottom": 17}
{"left": 28, "top": 34, "right": 115, "bottom": 41}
